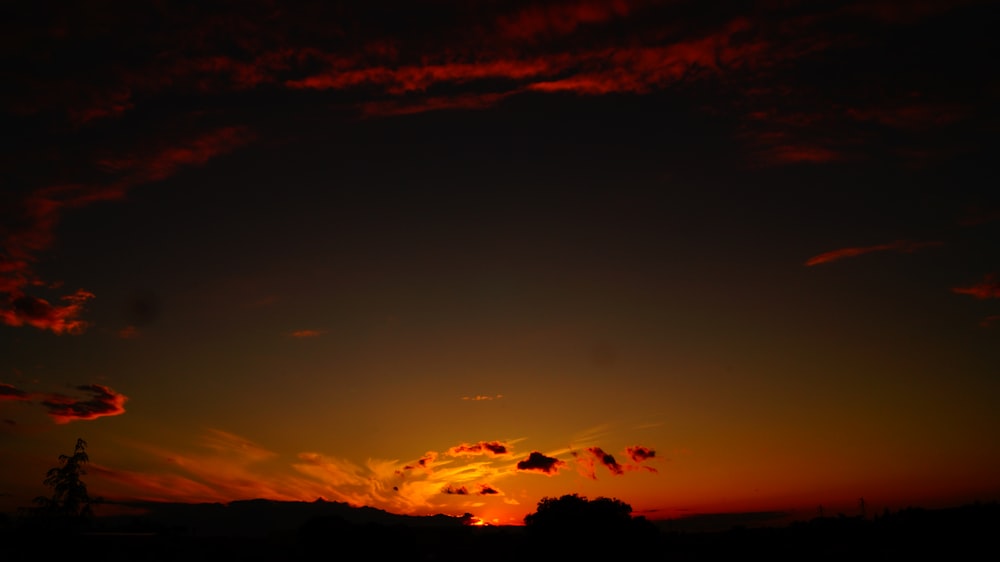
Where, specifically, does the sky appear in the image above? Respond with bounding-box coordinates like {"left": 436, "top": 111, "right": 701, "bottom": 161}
{"left": 2, "top": 0, "right": 999, "bottom": 526}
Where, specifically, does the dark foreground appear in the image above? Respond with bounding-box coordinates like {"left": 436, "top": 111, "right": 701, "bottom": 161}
{"left": 2, "top": 502, "right": 997, "bottom": 561}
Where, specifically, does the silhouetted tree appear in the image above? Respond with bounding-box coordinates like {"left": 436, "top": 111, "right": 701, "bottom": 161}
{"left": 524, "top": 494, "right": 657, "bottom": 553}
{"left": 28, "top": 438, "right": 99, "bottom": 532}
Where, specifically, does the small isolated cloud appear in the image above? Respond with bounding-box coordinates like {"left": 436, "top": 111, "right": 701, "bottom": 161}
{"left": 805, "top": 240, "right": 942, "bottom": 266}
{"left": 400, "top": 452, "right": 438, "bottom": 473}
{"left": 118, "top": 325, "right": 140, "bottom": 339}
{"left": 516, "top": 451, "right": 565, "bottom": 475}
{"left": 0, "top": 383, "right": 30, "bottom": 401}
{"left": 40, "top": 384, "right": 128, "bottom": 423}
{"left": 478, "top": 484, "right": 501, "bottom": 495}
{"left": 953, "top": 274, "right": 1000, "bottom": 300}
{"left": 448, "top": 441, "right": 511, "bottom": 457}
{"left": 0, "top": 289, "right": 95, "bottom": 335}
{"left": 442, "top": 484, "right": 469, "bottom": 495}
{"left": 290, "top": 329, "right": 323, "bottom": 338}
{"left": 588, "top": 447, "right": 624, "bottom": 475}
{"left": 462, "top": 394, "right": 503, "bottom": 401}
{"left": 575, "top": 444, "right": 658, "bottom": 478}
{"left": 626, "top": 445, "right": 655, "bottom": 463}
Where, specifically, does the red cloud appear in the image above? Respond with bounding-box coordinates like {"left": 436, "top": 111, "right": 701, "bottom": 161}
{"left": 496, "top": 0, "right": 634, "bottom": 41}
{"left": 0, "top": 289, "right": 95, "bottom": 335}
{"left": 0, "top": 383, "right": 31, "bottom": 401}
{"left": 448, "top": 441, "right": 510, "bottom": 457}
{"left": 763, "top": 144, "right": 841, "bottom": 165}
{"left": 805, "top": 240, "right": 942, "bottom": 266}
{"left": 953, "top": 274, "right": 1000, "bottom": 300}
{"left": 41, "top": 384, "right": 128, "bottom": 423}
{"left": 516, "top": 451, "right": 565, "bottom": 474}
{"left": 1, "top": 127, "right": 252, "bottom": 334}
{"left": 360, "top": 92, "right": 511, "bottom": 118}
{"left": 290, "top": 330, "right": 322, "bottom": 338}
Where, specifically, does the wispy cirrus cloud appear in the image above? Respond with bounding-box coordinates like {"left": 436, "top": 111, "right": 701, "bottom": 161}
{"left": 88, "top": 431, "right": 655, "bottom": 518}
{"left": 290, "top": 329, "right": 323, "bottom": 338}
{"left": 952, "top": 274, "right": 1000, "bottom": 300}
{"left": 804, "top": 240, "right": 942, "bottom": 266}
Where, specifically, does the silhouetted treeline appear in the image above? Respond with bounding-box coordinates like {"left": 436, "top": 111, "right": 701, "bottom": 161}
{"left": 2, "top": 498, "right": 998, "bottom": 561}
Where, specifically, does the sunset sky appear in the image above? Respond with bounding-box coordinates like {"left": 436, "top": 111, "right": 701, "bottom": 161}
{"left": 2, "top": 0, "right": 998, "bottom": 526}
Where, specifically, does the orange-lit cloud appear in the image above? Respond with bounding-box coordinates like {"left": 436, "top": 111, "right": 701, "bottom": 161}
{"left": 290, "top": 329, "right": 323, "bottom": 338}
{"left": 40, "top": 384, "right": 128, "bottom": 424}
{"left": 442, "top": 483, "right": 502, "bottom": 496}
{"left": 87, "top": 430, "right": 652, "bottom": 520}
{"left": 952, "top": 274, "right": 1000, "bottom": 300}
{"left": 448, "top": 441, "right": 511, "bottom": 457}
{"left": 626, "top": 445, "right": 655, "bottom": 463}
{"left": 516, "top": 451, "right": 565, "bottom": 475}
{"left": 805, "top": 240, "right": 942, "bottom": 266}
{"left": 462, "top": 394, "right": 504, "bottom": 401}
{"left": 400, "top": 452, "right": 438, "bottom": 473}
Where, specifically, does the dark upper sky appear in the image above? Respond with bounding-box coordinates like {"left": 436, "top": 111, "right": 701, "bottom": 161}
{"left": 2, "top": 0, "right": 998, "bottom": 524}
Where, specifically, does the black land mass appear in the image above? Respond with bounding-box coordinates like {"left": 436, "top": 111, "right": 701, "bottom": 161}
{"left": 1, "top": 499, "right": 997, "bottom": 561}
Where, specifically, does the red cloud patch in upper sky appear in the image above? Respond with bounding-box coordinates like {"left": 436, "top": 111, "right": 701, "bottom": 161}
{"left": 496, "top": 0, "right": 634, "bottom": 41}
{"left": 952, "top": 274, "right": 1000, "bottom": 300}
{"left": 40, "top": 384, "right": 128, "bottom": 423}
{"left": 0, "top": 289, "right": 94, "bottom": 335}
{"left": 516, "top": 451, "right": 565, "bottom": 475}
{"left": 805, "top": 240, "right": 942, "bottom": 266}
{"left": 0, "top": 127, "right": 253, "bottom": 334}
{"left": 763, "top": 144, "right": 841, "bottom": 165}
{"left": 290, "top": 330, "right": 322, "bottom": 338}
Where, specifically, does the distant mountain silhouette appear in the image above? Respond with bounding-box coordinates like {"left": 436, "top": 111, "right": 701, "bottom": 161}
{"left": 98, "top": 497, "right": 469, "bottom": 537}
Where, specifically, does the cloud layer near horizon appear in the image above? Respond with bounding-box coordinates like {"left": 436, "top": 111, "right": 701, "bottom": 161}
{"left": 89, "top": 430, "right": 656, "bottom": 518}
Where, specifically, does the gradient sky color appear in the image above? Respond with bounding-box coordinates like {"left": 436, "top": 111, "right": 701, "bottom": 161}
{"left": 2, "top": 0, "right": 999, "bottom": 526}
